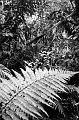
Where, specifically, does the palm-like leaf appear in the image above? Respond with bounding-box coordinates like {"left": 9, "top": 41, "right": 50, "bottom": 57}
{"left": 0, "top": 64, "right": 78, "bottom": 120}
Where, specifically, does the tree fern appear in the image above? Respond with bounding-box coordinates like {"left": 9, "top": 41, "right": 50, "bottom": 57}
{"left": 0, "top": 64, "right": 78, "bottom": 120}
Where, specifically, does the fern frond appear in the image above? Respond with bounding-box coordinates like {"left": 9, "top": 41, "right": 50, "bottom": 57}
{"left": 0, "top": 64, "right": 10, "bottom": 80}
{"left": 53, "top": 100, "right": 65, "bottom": 116}
{"left": 0, "top": 65, "right": 78, "bottom": 120}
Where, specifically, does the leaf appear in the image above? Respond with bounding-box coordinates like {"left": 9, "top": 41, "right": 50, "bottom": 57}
{"left": 6, "top": 109, "right": 20, "bottom": 120}
{"left": 0, "top": 64, "right": 78, "bottom": 120}
{"left": 2, "top": 113, "right": 13, "bottom": 120}
{"left": 13, "top": 99, "right": 37, "bottom": 118}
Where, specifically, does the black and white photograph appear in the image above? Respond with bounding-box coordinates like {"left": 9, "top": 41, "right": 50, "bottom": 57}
{"left": 0, "top": 0, "right": 79, "bottom": 120}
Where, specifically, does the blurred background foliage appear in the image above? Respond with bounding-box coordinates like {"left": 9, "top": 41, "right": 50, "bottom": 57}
{"left": 0, "top": 0, "right": 79, "bottom": 72}
{"left": 1, "top": 0, "right": 79, "bottom": 120}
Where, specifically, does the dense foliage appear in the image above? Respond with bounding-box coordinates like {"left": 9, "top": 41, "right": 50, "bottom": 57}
{"left": 0, "top": 0, "right": 79, "bottom": 71}
{"left": 0, "top": 0, "right": 79, "bottom": 120}
{"left": 0, "top": 0, "right": 79, "bottom": 72}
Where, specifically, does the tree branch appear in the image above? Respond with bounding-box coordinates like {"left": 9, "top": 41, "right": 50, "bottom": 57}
{"left": 26, "top": 34, "right": 45, "bottom": 45}
{"left": 26, "top": 11, "right": 74, "bottom": 46}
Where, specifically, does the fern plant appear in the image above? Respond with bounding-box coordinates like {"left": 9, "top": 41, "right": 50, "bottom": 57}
{"left": 0, "top": 64, "right": 78, "bottom": 120}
